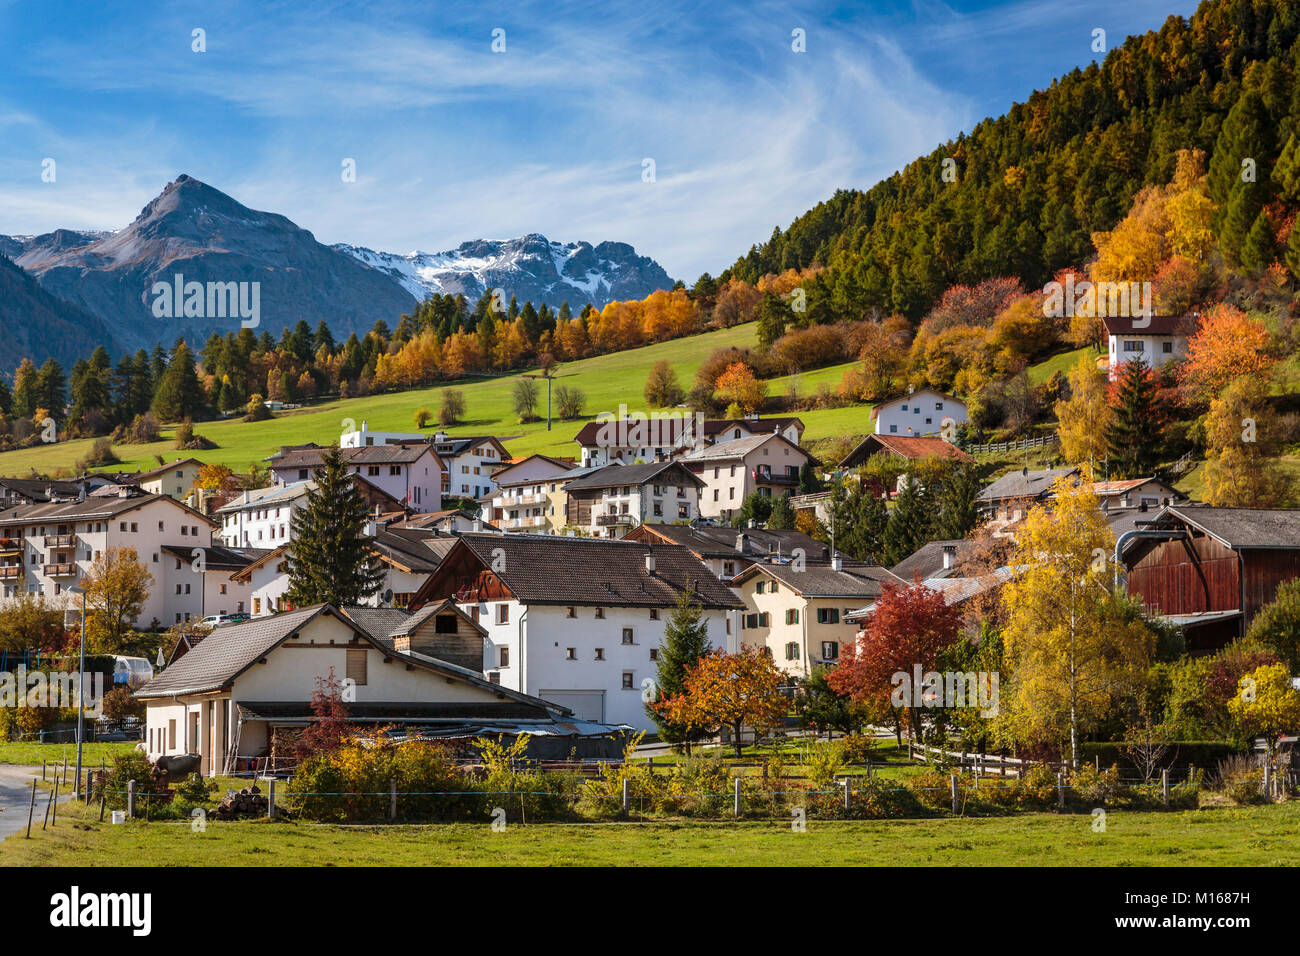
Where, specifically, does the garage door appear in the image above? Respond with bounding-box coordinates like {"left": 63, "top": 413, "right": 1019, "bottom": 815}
{"left": 538, "top": 689, "right": 605, "bottom": 722}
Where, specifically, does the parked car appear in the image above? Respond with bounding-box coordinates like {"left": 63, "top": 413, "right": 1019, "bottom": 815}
{"left": 112, "top": 656, "right": 154, "bottom": 689}
{"left": 198, "top": 613, "right": 241, "bottom": 629}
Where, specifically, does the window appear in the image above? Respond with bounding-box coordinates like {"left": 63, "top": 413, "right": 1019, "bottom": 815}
{"left": 889, "top": 425, "right": 898, "bottom": 433}
{"left": 821, "top": 641, "right": 839, "bottom": 660}
{"left": 594, "top": 648, "right": 605, "bottom": 661}
{"left": 131, "top": 523, "right": 138, "bottom": 533}
{"left": 496, "top": 604, "right": 509, "bottom": 624}
{"left": 785, "top": 608, "right": 799, "bottom": 625}
{"left": 167, "top": 719, "right": 176, "bottom": 750}
{"left": 1161, "top": 341, "right": 1173, "bottom": 354}
{"left": 498, "top": 647, "right": 509, "bottom": 667}
{"left": 649, "top": 608, "right": 659, "bottom": 620}
{"left": 566, "top": 606, "right": 576, "bottom": 618}
{"left": 784, "top": 642, "right": 800, "bottom": 661}
{"left": 565, "top": 647, "right": 576, "bottom": 660}
{"left": 817, "top": 607, "right": 841, "bottom": 624}
{"left": 622, "top": 672, "right": 634, "bottom": 690}
{"left": 1124, "top": 340, "right": 1144, "bottom": 352}
{"left": 158, "top": 521, "right": 165, "bottom": 531}
{"left": 390, "top": 465, "right": 401, "bottom": 476}
{"left": 595, "top": 608, "right": 605, "bottom": 619}
{"left": 756, "top": 581, "right": 765, "bottom": 594}
{"left": 346, "top": 649, "right": 367, "bottom": 685}
{"left": 622, "top": 628, "right": 634, "bottom": 644}
{"left": 770, "top": 582, "right": 779, "bottom": 593}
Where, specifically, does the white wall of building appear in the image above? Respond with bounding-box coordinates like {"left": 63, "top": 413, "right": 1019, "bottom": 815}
{"left": 874, "top": 390, "right": 969, "bottom": 437}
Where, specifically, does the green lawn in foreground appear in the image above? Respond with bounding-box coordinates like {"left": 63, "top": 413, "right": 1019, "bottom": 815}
{"left": 4, "top": 799, "right": 1296, "bottom": 866}
{"left": 0, "top": 741, "right": 139, "bottom": 767}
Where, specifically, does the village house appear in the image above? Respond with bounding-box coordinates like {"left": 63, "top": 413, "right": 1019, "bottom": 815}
{"left": 131, "top": 458, "right": 206, "bottom": 502}
{"left": 408, "top": 533, "right": 743, "bottom": 728}
{"left": 393, "top": 509, "right": 485, "bottom": 533}
{"left": 430, "top": 433, "right": 510, "bottom": 500}
{"left": 682, "top": 433, "right": 810, "bottom": 521}
{"left": 365, "top": 526, "right": 457, "bottom": 608}
{"left": 1104, "top": 314, "right": 1192, "bottom": 381}
{"left": 135, "top": 603, "right": 627, "bottom": 774}
{"left": 0, "top": 475, "right": 121, "bottom": 510}
{"left": 159, "top": 544, "right": 269, "bottom": 623}
{"left": 571, "top": 413, "right": 805, "bottom": 469}
{"left": 0, "top": 488, "right": 217, "bottom": 627}
{"left": 732, "top": 558, "right": 902, "bottom": 676}
{"left": 625, "top": 523, "right": 849, "bottom": 650}
{"left": 268, "top": 443, "right": 443, "bottom": 512}
{"left": 871, "top": 389, "right": 969, "bottom": 437}
{"left": 216, "top": 478, "right": 403, "bottom": 548}
{"left": 1119, "top": 505, "right": 1300, "bottom": 652}
{"left": 702, "top": 415, "right": 805, "bottom": 446}
{"left": 487, "top": 454, "right": 578, "bottom": 533}
{"left": 889, "top": 538, "right": 978, "bottom": 583}
{"left": 1087, "top": 477, "right": 1179, "bottom": 511}
{"left": 562, "top": 461, "right": 705, "bottom": 537}
{"left": 975, "top": 466, "right": 1079, "bottom": 523}
{"left": 228, "top": 546, "right": 290, "bottom": 617}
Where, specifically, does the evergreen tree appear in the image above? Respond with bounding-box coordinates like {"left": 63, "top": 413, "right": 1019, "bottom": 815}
{"left": 881, "top": 476, "right": 931, "bottom": 567}
{"left": 35, "top": 358, "right": 66, "bottom": 422}
{"left": 798, "top": 461, "right": 823, "bottom": 494}
{"left": 826, "top": 481, "right": 888, "bottom": 563}
{"left": 932, "top": 463, "right": 982, "bottom": 540}
{"left": 284, "top": 447, "right": 385, "bottom": 606}
{"left": 11, "top": 358, "right": 37, "bottom": 420}
{"left": 150, "top": 341, "right": 204, "bottom": 421}
{"left": 1241, "top": 209, "right": 1278, "bottom": 272}
{"left": 732, "top": 491, "right": 773, "bottom": 528}
{"left": 1106, "top": 358, "right": 1165, "bottom": 478}
{"left": 312, "top": 320, "right": 336, "bottom": 356}
{"left": 767, "top": 492, "right": 796, "bottom": 530}
{"left": 647, "top": 586, "right": 712, "bottom": 751}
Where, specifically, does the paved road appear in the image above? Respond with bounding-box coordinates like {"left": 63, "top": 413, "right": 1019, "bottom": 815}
{"left": 0, "top": 764, "right": 73, "bottom": 841}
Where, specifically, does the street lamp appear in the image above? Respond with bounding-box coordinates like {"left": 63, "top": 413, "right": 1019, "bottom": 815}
{"left": 67, "top": 584, "right": 87, "bottom": 798}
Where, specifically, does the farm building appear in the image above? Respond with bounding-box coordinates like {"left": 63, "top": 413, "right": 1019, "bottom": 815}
{"left": 1119, "top": 505, "right": 1300, "bottom": 652}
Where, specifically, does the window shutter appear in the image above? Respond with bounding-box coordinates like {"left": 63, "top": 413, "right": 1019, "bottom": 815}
{"left": 346, "top": 649, "right": 367, "bottom": 686}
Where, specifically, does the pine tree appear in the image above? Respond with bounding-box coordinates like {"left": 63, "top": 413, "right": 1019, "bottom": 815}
{"left": 35, "top": 358, "right": 66, "bottom": 423}
{"left": 648, "top": 586, "right": 712, "bottom": 751}
{"left": 933, "top": 463, "right": 981, "bottom": 540}
{"left": 1105, "top": 358, "right": 1165, "bottom": 478}
{"left": 826, "top": 482, "right": 887, "bottom": 563}
{"left": 150, "top": 341, "right": 203, "bottom": 421}
{"left": 881, "top": 476, "right": 931, "bottom": 567}
{"left": 767, "top": 493, "right": 796, "bottom": 530}
{"left": 1241, "top": 209, "right": 1278, "bottom": 273}
{"left": 284, "top": 447, "right": 385, "bottom": 607}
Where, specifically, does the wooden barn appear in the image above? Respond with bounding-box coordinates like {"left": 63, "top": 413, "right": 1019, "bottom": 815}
{"left": 1119, "top": 506, "right": 1300, "bottom": 653}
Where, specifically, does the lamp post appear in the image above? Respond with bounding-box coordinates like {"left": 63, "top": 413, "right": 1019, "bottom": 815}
{"left": 67, "top": 584, "right": 87, "bottom": 797}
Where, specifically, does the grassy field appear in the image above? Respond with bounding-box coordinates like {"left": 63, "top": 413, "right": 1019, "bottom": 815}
{"left": 0, "top": 322, "right": 874, "bottom": 477}
{"left": 1027, "top": 346, "right": 1096, "bottom": 385}
{"left": 0, "top": 741, "right": 139, "bottom": 767}
{"left": 4, "top": 797, "right": 1296, "bottom": 866}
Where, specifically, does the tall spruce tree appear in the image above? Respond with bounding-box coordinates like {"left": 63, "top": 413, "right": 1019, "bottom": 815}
{"left": 881, "top": 476, "right": 932, "bottom": 567}
{"left": 933, "top": 462, "right": 982, "bottom": 541}
{"left": 150, "top": 340, "right": 204, "bottom": 421}
{"left": 284, "top": 447, "right": 385, "bottom": 607}
{"left": 648, "top": 586, "right": 712, "bottom": 751}
{"left": 767, "top": 492, "right": 796, "bottom": 530}
{"left": 1105, "top": 358, "right": 1165, "bottom": 478}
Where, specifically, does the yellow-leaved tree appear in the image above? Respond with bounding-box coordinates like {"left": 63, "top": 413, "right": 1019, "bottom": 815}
{"left": 998, "top": 480, "right": 1155, "bottom": 767}
{"left": 1200, "top": 375, "right": 1289, "bottom": 508}
{"left": 1054, "top": 354, "right": 1113, "bottom": 466}
{"left": 84, "top": 547, "right": 155, "bottom": 653}
{"left": 1228, "top": 663, "right": 1300, "bottom": 771}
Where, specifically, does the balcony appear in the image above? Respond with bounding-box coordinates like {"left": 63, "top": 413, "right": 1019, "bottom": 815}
{"left": 43, "top": 535, "right": 75, "bottom": 548}
{"left": 597, "top": 513, "right": 635, "bottom": 527}
{"left": 0, "top": 565, "right": 22, "bottom": 579}
{"left": 755, "top": 471, "right": 799, "bottom": 486}
{"left": 42, "top": 563, "right": 76, "bottom": 577}
{"left": 0, "top": 538, "right": 21, "bottom": 554}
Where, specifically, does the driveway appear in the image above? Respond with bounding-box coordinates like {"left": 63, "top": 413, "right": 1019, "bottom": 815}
{"left": 0, "top": 764, "right": 74, "bottom": 841}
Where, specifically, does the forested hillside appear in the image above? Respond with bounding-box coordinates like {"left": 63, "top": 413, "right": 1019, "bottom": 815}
{"left": 724, "top": 0, "right": 1300, "bottom": 319}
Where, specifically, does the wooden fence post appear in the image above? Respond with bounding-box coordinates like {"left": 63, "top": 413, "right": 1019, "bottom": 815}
{"left": 843, "top": 778, "right": 850, "bottom": 811}
{"left": 25, "top": 779, "right": 36, "bottom": 838}
{"left": 267, "top": 778, "right": 276, "bottom": 819}
{"left": 950, "top": 775, "right": 959, "bottom": 815}
{"left": 733, "top": 777, "right": 741, "bottom": 818}
{"left": 1056, "top": 773, "right": 1065, "bottom": 809}
{"left": 1261, "top": 765, "right": 1271, "bottom": 802}
{"left": 621, "top": 777, "right": 629, "bottom": 814}
{"left": 50, "top": 777, "right": 59, "bottom": 827}
{"left": 1161, "top": 769, "right": 1170, "bottom": 806}
{"left": 127, "top": 779, "right": 135, "bottom": 819}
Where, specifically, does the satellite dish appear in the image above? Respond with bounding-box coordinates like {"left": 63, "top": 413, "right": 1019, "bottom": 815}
{"left": 384, "top": 589, "right": 393, "bottom": 603}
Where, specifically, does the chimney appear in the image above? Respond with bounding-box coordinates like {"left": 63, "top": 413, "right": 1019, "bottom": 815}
{"left": 645, "top": 552, "right": 656, "bottom": 575}
{"left": 735, "top": 533, "right": 748, "bottom": 553}
{"left": 941, "top": 545, "right": 956, "bottom": 570}
{"left": 832, "top": 554, "right": 843, "bottom": 572}
{"left": 473, "top": 518, "right": 484, "bottom": 532}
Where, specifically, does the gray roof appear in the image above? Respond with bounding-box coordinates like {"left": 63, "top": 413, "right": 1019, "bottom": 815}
{"left": 342, "top": 607, "right": 413, "bottom": 648}
{"left": 136, "top": 605, "right": 333, "bottom": 698}
{"left": 683, "top": 433, "right": 795, "bottom": 462}
{"left": 414, "top": 533, "right": 744, "bottom": 610}
{"left": 889, "top": 539, "right": 974, "bottom": 583}
{"left": 562, "top": 460, "right": 704, "bottom": 491}
{"left": 1150, "top": 505, "right": 1300, "bottom": 550}
{"left": 977, "top": 467, "right": 1078, "bottom": 502}
{"left": 0, "top": 490, "right": 214, "bottom": 525}
{"left": 736, "top": 561, "right": 903, "bottom": 598}
{"left": 635, "top": 524, "right": 833, "bottom": 561}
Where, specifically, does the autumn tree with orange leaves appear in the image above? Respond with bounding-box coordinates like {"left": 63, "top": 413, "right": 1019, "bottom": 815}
{"left": 1178, "top": 304, "right": 1275, "bottom": 404}
{"left": 654, "top": 647, "right": 787, "bottom": 756}
{"left": 713, "top": 362, "right": 766, "bottom": 415}
{"left": 828, "top": 580, "right": 963, "bottom": 743}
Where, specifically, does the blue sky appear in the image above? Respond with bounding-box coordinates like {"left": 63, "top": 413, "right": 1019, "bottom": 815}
{"left": 0, "top": 0, "right": 1200, "bottom": 281}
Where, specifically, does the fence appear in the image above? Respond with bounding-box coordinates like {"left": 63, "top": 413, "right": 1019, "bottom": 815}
{"left": 965, "top": 435, "right": 1057, "bottom": 456}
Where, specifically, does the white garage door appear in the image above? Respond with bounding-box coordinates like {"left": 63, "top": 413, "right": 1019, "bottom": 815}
{"left": 538, "top": 689, "right": 605, "bottom": 722}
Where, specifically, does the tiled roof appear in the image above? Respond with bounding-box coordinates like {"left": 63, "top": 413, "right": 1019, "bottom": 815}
{"left": 136, "top": 605, "right": 333, "bottom": 697}
{"left": 736, "top": 561, "right": 903, "bottom": 598}
{"left": 161, "top": 544, "right": 272, "bottom": 571}
{"left": 840, "top": 434, "right": 974, "bottom": 467}
{"left": 702, "top": 417, "right": 804, "bottom": 437}
{"left": 889, "top": 539, "right": 975, "bottom": 583}
{"left": 562, "top": 460, "right": 704, "bottom": 491}
{"left": 977, "top": 466, "right": 1078, "bottom": 502}
{"left": 571, "top": 418, "right": 694, "bottom": 447}
{"left": 631, "top": 524, "right": 832, "bottom": 561}
{"left": 0, "top": 490, "right": 215, "bottom": 525}
{"left": 270, "top": 443, "right": 438, "bottom": 471}
{"left": 372, "top": 527, "right": 449, "bottom": 573}
{"left": 1102, "top": 314, "right": 1193, "bottom": 336}
{"left": 416, "top": 533, "right": 744, "bottom": 610}
{"left": 683, "top": 433, "right": 789, "bottom": 462}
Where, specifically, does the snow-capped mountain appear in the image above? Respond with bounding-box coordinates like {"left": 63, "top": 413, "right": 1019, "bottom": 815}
{"left": 336, "top": 234, "right": 675, "bottom": 310}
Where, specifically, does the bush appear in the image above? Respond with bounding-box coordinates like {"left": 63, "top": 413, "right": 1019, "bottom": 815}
{"left": 1217, "top": 756, "right": 1267, "bottom": 805}
{"left": 413, "top": 407, "right": 433, "bottom": 429}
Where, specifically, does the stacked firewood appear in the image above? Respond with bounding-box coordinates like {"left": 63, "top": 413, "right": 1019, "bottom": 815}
{"left": 214, "top": 785, "right": 268, "bottom": 820}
